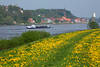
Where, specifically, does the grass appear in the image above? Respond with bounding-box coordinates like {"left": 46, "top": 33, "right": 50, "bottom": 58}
{"left": 0, "top": 29, "right": 100, "bottom": 67}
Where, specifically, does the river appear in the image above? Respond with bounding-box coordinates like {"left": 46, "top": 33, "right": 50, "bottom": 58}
{"left": 0, "top": 24, "right": 88, "bottom": 39}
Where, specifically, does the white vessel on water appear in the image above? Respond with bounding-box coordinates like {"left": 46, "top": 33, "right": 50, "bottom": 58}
{"left": 26, "top": 24, "right": 51, "bottom": 29}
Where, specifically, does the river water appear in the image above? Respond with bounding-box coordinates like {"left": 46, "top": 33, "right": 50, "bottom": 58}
{"left": 0, "top": 24, "right": 88, "bottom": 39}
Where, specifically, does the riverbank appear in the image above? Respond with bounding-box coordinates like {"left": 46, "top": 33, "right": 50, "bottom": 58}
{"left": 0, "top": 29, "right": 100, "bottom": 66}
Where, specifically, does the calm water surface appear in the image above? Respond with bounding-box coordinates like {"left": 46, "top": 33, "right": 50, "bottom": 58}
{"left": 0, "top": 24, "right": 88, "bottom": 39}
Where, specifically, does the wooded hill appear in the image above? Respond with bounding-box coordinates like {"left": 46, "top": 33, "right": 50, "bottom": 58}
{"left": 0, "top": 5, "right": 76, "bottom": 25}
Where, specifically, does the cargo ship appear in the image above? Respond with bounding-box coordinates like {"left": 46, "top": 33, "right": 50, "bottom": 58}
{"left": 26, "top": 24, "right": 51, "bottom": 29}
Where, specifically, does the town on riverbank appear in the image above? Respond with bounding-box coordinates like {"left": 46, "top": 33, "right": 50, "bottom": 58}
{"left": 0, "top": 5, "right": 89, "bottom": 25}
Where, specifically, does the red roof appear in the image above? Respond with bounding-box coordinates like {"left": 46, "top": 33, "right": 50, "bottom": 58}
{"left": 62, "top": 17, "right": 71, "bottom": 21}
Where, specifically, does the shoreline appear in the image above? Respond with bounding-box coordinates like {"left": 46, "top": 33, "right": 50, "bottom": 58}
{"left": 0, "top": 23, "right": 88, "bottom": 26}
{"left": 52, "top": 29, "right": 87, "bottom": 36}
{"left": 0, "top": 29, "right": 87, "bottom": 40}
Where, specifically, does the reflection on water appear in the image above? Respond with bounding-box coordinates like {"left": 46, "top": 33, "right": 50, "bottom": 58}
{"left": 0, "top": 24, "right": 88, "bottom": 39}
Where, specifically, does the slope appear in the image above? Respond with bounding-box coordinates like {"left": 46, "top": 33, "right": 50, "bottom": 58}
{"left": 0, "top": 29, "right": 100, "bottom": 67}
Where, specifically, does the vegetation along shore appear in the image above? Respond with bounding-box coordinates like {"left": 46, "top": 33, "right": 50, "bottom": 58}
{"left": 0, "top": 31, "right": 51, "bottom": 50}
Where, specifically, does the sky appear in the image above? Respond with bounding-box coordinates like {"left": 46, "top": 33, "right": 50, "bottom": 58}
{"left": 0, "top": 0, "right": 100, "bottom": 18}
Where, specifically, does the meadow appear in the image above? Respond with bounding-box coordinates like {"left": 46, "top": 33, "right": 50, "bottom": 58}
{"left": 0, "top": 29, "right": 100, "bottom": 67}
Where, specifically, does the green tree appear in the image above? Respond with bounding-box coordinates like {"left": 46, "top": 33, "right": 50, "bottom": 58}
{"left": 55, "top": 20, "right": 59, "bottom": 23}
{"left": 2, "top": 16, "right": 14, "bottom": 25}
{"left": 33, "top": 16, "right": 41, "bottom": 23}
{"left": 88, "top": 21, "right": 99, "bottom": 29}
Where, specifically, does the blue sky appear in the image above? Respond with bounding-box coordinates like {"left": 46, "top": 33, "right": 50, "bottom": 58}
{"left": 0, "top": 0, "right": 100, "bottom": 18}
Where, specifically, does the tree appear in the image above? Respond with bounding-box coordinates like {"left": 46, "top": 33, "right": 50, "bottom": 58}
{"left": 33, "top": 16, "right": 41, "bottom": 23}
{"left": 88, "top": 21, "right": 99, "bottom": 29}
{"left": 1, "top": 16, "right": 14, "bottom": 25}
{"left": 55, "top": 20, "right": 59, "bottom": 23}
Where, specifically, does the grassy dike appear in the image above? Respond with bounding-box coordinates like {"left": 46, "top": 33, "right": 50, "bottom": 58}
{"left": 41, "top": 29, "right": 99, "bottom": 67}
{"left": 0, "top": 29, "right": 100, "bottom": 67}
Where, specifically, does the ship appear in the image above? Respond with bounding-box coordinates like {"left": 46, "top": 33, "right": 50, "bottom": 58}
{"left": 26, "top": 24, "right": 51, "bottom": 29}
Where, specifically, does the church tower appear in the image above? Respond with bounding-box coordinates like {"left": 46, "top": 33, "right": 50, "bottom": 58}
{"left": 92, "top": 12, "right": 96, "bottom": 18}
{"left": 91, "top": 12, "right": 96, "bottom": 22}
{"left": 89, "top": 12, "right": 96, "bottom": 22}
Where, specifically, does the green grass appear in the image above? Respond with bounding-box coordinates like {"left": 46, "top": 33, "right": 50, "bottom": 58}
{"left": 42, "top": 30, "right": 95, "bottom": 67}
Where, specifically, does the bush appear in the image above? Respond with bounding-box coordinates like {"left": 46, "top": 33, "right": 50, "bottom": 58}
{"left": 0, "top": 40, "right": 9, "bottom": 50}
{"left": 20, "top": 31, "right": 51, "bottom": 43}
{"left": 88, "top": 21, "right": 99, "bottom": 29}
{"left": 0, "top": 31, "right": 51, "bottom": 50}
